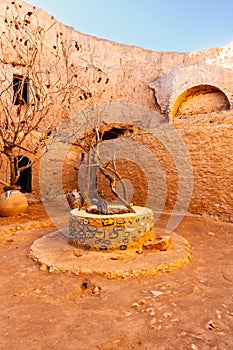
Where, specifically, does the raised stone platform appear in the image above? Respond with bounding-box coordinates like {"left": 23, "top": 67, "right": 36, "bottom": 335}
{"left": 30, "top": 230, "right": 192, "bottom": 279}
{"left": 69, "top": 205, "right": 154, "bottom": 251}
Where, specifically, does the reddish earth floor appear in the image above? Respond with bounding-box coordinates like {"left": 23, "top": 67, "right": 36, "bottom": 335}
{"left": 0, "top": 202, "right": 50, "bottom": 227}
{"left": 0, "top": 203, "right": 233, "bottom": 349}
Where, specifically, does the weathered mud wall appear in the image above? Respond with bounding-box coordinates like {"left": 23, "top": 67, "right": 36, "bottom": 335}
{"left": 0, "top": 0, "right": 232, "bottom": 223}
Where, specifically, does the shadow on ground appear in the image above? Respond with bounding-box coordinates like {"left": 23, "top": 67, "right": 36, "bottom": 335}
{"left": 0, "top": 206, "right": 232, "bottom": 349}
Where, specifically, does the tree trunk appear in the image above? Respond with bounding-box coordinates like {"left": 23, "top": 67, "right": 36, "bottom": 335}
{"left": 9, "top": 155, "right": 18, "bottom": 187}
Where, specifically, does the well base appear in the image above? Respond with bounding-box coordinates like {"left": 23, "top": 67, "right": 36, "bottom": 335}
{"left": 30, "top": 229, "right": 192, "bottom": 279}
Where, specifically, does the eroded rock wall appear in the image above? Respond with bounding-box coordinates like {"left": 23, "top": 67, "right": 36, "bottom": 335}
{"left": 0, "top": 0, "right": 232, "bottom": 222}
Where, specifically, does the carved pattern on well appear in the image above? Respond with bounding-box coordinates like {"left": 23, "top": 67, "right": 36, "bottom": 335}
{"left": 69, "top": 206, "right": 154, "bottom": 251}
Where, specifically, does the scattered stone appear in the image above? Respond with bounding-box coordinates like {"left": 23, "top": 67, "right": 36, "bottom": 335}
{"left": 151, "top": 290, "right": 164, "bottom": 297}
{"left": 191, "top": 344, "right": 198, "bottom": 350}
{"left": 92, "top": 286, "right": 101, "bottom": 295}
{"left": 110, "top": 255, "right": 120, "bottom": 260}
{"left": 6, "top": 238, "right": 14, "bottom": 244}
{"left": 145, "top": 307, "right": 156, "bottom": 316}
{"left": 132, "top": 302, "right": 140, "bottom": 309}
{"left": 208, "top": 231, "right": 216, "bottom": 237}
{"left": 149, "top": 318, "right": 156, "bottom": 329}
{"left": 143, "top": 235, "right": 171, "bottom": 251}
{"left": 49, "top": 266, "right": 60, "bottom": 273}
{"left": 207, "top": 320, "right": 216, "bottom": 330}
{"left": 40, "top": 263, "right": 48, "bottom": 271}
{"left": 180, "top": 331, "right": 187, "bottom": 336}
{"left": 125, "top": 312, "right": 132, "bottom": 317}
{"left": 217, "top": 332, "right": 225, "bottom": 336}
{"left": 136, "top": 247, "right": 143, "bottom": 254}
{"left": 34, "top": 288, "right": 42, "bottom": 294}
{"left": 73, "top": 251, "right": 82, "bottom": 257}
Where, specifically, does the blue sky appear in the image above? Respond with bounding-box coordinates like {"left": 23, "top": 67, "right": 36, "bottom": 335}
{"left": 27, "top": 0, "right": 233, "bottom": 52}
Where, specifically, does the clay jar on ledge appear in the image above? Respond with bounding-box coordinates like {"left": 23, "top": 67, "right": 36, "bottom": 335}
{"left": 0, "top": 186, "right": 28, "bottom": 217}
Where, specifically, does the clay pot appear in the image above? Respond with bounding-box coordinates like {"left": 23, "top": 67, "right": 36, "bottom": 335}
{"left": 0, "top": 187, "right": 28, "bottom": 216}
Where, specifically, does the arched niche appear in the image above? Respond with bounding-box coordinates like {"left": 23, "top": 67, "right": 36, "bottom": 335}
{"left": 62, "top": 123, "right": 140, "bottom": 194}
{"left": 172, "top": 84, "right": 230, "bottom": 119}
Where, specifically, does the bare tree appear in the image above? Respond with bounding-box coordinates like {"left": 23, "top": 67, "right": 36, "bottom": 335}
{"left": 0, "top": 2, "right": 135, "bottom": 214}
{"left": 0, "top": 2, "right": 99, "bottom": 189}
{"left": 72, "top": 122, "right": 136, "bottom": 213}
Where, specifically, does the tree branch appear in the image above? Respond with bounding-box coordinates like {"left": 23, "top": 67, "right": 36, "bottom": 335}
{"left": 99, "top": 166, "right": 135, "bottom": 213}
{"left": 0, "top": 179, "right": 9, "bottom": 187}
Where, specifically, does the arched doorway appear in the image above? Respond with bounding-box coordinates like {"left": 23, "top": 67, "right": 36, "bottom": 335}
{"left": 15, "top": 156, "right": 32, "bottom": 193}
{"left": 172, "top": 84, "right": 230, "bottom": 119}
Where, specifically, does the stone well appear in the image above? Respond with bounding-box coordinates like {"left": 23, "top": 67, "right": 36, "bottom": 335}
{"left": 69, "top": 205, "right": 154, "bottom": 251}
{"left": 30, "top": 206, "right": 192, "bottom": 278}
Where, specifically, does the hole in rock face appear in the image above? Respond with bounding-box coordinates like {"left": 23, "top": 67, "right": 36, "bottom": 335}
{"left": 82, "top": 282, "right": 88, "bottom": 289}
{"left": 100, "top": 125, "right": 137, "bottom": 140}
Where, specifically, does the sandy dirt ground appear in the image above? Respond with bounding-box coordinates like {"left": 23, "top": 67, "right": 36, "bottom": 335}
{"left": 0, "top": 203, "right": 233, "bottom": 350}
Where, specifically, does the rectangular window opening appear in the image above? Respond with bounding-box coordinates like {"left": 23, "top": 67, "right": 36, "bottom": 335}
{"left": 13, "top": 74, "right": 29, "bottom": 105}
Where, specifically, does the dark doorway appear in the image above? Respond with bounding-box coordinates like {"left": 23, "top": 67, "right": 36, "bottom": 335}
{"left": 13, "top": 74, "right": 29, "bottom": 105}
{"left": 15, "top": 156, "right": 32, "bottom": 193}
